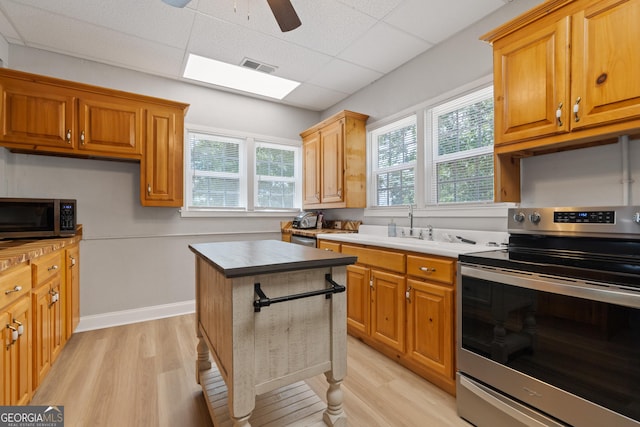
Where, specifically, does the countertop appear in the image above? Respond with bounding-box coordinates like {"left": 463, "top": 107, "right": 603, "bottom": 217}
{"left": 190, "top": 240, "right": 357, "bottom": 278}
{"left": 317, "top": 225, "right": 509, "bottom": 258}
{"left": 0, "top": 234, "right": 83, "bottom": 273}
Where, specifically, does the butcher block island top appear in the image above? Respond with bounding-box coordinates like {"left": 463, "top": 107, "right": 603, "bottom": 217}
{"left": 189, "top": 240, "right": 356, "bottom": 427}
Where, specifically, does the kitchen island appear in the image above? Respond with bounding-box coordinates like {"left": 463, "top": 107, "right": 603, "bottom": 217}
{"left": 189, "top": 240, "right": 356, "bottom": 427}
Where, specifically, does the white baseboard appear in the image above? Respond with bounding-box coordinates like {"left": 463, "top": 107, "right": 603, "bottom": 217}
{"left": 75, "top": 300, "right": 195, "bottom": 332}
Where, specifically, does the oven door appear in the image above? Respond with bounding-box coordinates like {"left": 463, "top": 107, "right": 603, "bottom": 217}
{"left": 458, "top": 263, "right": 640, "bottom": 427}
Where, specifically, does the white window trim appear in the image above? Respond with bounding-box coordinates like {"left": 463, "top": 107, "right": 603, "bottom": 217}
{"left": 181, "top": 123, "right": 301, "bottom": 218}
{"left": 253, "top": 140, "right": 301, "bottom": 211}
{"left": 364, "top": 74, "right": 516, "bottom": 219}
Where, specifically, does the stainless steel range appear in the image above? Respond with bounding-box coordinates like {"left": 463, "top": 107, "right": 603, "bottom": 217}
{"left": 457, "top": 206, "right": 640, "bottom": 427}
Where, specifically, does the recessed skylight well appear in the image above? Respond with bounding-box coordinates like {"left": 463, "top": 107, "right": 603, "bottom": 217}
{"left": 183, "top": 54, "right": 300, "bottom": 100}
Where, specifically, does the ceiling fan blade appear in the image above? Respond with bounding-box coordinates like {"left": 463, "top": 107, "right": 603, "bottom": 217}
{"left": 266, "top": 0, "right": 301, "bottom": 32}
{"left": 161, "top": 0, "right": 191, "bottom": 7}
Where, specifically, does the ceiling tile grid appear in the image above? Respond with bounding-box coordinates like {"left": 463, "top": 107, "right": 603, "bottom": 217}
{"left": 0, "top": 0, "right": 517, "bottom": 111}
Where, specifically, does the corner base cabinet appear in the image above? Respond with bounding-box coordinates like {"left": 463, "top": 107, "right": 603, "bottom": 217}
{"left": 190, "top": 240, "right": 356, "bottom": 426}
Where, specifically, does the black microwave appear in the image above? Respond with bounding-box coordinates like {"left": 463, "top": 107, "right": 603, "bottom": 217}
{"left": 0, "top": 198, "right": 77, "bottom": 239}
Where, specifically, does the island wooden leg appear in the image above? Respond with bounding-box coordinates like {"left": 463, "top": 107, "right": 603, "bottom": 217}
{"left": 195, "top": 327, "right": 211, "bottom": 384}
{"left": 231, "top": 414, "right": 252, "bottom": 427}
{"left": 323, "top": 372, "right": 347, "bottom": 426}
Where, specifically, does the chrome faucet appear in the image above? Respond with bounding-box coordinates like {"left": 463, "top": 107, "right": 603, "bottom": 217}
{"left": 408, "top": 204, "right": 415, "bottom": 236}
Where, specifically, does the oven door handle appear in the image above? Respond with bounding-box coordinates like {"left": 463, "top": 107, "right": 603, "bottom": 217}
{"left": 459, "top": 376, "right": 555, "bottom": 427}
{"left": 461, "top": 264, "right": 640, "bottom": 309}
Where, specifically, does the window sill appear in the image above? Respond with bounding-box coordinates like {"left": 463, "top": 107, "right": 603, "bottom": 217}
{"left": 364, "top": 203, "right": 516, "bottom": 219}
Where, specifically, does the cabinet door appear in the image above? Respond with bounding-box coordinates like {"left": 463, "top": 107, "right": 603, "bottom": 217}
{"left": 32, "top": 283, "right": 51, "bottom": 389}
{"left": 65, "top": 245, "right": 80, "bottom": 339}
{"left": 571, "top": 0, "right": 640, "bottom": 130}
{"left": 302, "top": 131, "right": 321, "bottom": 205}
{"left": 493, "top": 16, "right": 570, "bottom": 144}
{"left": 1, "top": 311, "right": 9, "bottom": 405}
{"left": 406, "top": 279, "right": 454, "bottom": 379}
{"left": 346, "top": 264, "right": 370, "bottom": 336}
{"left": 0, "top": 79, "right": 75, "bottom": 149}
{"left": 141, "top": 105, "right": 184, "bottom": 207}
{"left": 320, "top": 119, "right": 344, "bottom": 204}
{"left": 50, "top": 278, "right": 64, "bottom": 364}
{"left": 77, "top": 94, "right": 143, "bottom": 156}
{"left": 8, "top": 295, "right": 31, "bottom": 405}
{"left": 370, "top": 269, "right": 405, "bottom": 353}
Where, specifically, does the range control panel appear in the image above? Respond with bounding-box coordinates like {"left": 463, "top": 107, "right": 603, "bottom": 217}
{"left": 554, "top": 210, "right": 615, "bottom": 224}
{"left": 508, "top": 206, "right": 640, "bottom": 237}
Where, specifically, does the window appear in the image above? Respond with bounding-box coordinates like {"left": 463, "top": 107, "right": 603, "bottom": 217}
{"left": 185, "top": 128, "right": 300, "bottom": 212}
{"left": 371, "top": 115, "right": 417, "bottom": 206}
{"left": 431, "top": 86, "right": 494, "bottom": 204}
{"left": 188, "top": 132, "right": 244, "bottom": 208}
{"left": 255, "top": 142, "right": 297, "bottom": 209}
{"left": 369, "top": 85, "right": 494, "bottom": 208}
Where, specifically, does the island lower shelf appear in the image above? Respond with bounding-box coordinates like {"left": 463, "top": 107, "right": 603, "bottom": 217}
{"left": 190, "top": 240, "right": 356, "bottom": 427}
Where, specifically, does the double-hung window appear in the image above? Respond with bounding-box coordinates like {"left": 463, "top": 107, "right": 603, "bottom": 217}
{"left": 371, "top": 115, "right": 417, "bottom": 206}
{"left": 188, "top": 132, "right": 244, "bottom": 208}
{"left": 185, "top": 128, "right": 300, "bottom": 212}
{"left": 254, "top": 141, "right": 298, "bottom": 209}
{"left": 430, "top": 86, "right": 494, "bottom": 204}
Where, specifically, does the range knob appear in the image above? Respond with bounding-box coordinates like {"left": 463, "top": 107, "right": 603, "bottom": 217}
{"left": 634, "top": 212, "right": 640, "bottom": 224}
{"left": 529, "top": 212, "right": 541, "bottom": 224}
{"left": 513, "top": 212, "right": 526, "bottom": 223}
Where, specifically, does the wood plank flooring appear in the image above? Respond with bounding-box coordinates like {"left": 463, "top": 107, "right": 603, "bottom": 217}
{"left": 31, "top": 314, "right": 470, "bottom": 427}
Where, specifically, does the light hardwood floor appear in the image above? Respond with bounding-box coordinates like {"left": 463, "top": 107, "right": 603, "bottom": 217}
{"left": 31, "top": 314, "right": 471, "bottom": 427}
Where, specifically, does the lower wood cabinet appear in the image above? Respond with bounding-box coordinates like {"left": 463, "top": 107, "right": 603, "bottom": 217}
{"left": 331, "top": 240, "right": 457, "bottom": 395}
{"left": 0, "top": 238, "right": 80, "bottom": 405}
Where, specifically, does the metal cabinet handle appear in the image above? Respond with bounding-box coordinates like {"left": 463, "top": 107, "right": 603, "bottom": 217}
{"left": 5, "top": 285, "right": 22, "bottom": 295}
{"left": 70, "top": 255, "right": 76, "bottom": 266}
{"left": 405, "top": 286, "right": 412, "bottom": 302}
{"left": 12, "top": 319, "right": 23, "bottom": 336}
{"left": 66, "top": 129, "right": 72, "bottom": 143}
{"left": 556, "top": 102, "right": 563, "bottom": 127}
{"left": 80, "top": 130, "right": 86, "bottom": 144}
{"left": 7, "top": 324, "right": 18, "bottom": 346}
{"left": 48, "top": 265, "right": 59, "bottom": 272}
{"left": 419, "top": 266, "right": 436, "bottom": 273}
{"left": 573, "top": 97, "right": 581, "bottom": 122}
{"left": 147, "top": 184, "right": 152, "bottom": 195}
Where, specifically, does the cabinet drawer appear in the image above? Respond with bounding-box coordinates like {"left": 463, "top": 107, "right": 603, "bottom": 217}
{"left": 342, "top": 244, "right": 405, "bottom": 273}
{"left": 406, "top": 254, "right": 455, "bottom": 285}
{"left": 31, "top": 251, "right": 63, "bottom": 286}
{"left": 0, "top": 263, "right": 31, "bottom": 308}
{"left": 318, "top": 240, "right": 341, "bottom": 252}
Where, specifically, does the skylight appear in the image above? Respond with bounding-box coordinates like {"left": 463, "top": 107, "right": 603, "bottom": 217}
{"left": 183, "top": 54, "right": 300, "bottom": 100}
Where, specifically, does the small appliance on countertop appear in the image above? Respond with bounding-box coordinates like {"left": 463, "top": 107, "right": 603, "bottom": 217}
{"left": 292, "top": 211, "right": 318, "bottom": 229}
{"left": 0, "top": 197, "right": 77, "bottom": 239}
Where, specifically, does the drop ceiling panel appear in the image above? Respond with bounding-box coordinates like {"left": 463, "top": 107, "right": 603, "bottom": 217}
{"left": 308, "top": 59, "right": 383, "bottom": 94}
{"left": 187, "top": 13, "right": 333, "bottom": 82}
{"left": 385, "top": 0, "right": 507, "bottom": 44}
{"left": 284, "top": 82, "right": 348, "bottom": 111}
{"left": 334, "top": 0, "right": 405, "bottom": 19}
{"left": 338, "top": 22, "right": 432, "bottom": 74}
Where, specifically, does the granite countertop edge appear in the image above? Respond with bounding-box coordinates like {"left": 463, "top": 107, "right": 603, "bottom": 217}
{"left": 0, "top": 235, "right": 83, "bottom": 273}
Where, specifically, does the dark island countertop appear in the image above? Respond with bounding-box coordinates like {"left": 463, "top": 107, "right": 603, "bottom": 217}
{"left": 189, "top": 240, "right": 357, "bottom": 278}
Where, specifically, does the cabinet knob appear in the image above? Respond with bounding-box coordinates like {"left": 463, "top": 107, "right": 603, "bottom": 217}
{"left": 5, "top": 285, "right": 22, "bottom": 294}
{"left": 573, "top": 97, "right": 581, "bottom": 122}
{"left": 80, "top": 130, "right": 86, "bottom": 144}
{"left": 556, "top": 102, "right": 563, "bottom": 127}
{"left": 66, "top": 129, "right": 72, "bottom": 143}
{"left": 405, "top": 286, "right": 412, "bottom": 302}
{"left": 48, "top": 265, "right": 59, "bottom": 272}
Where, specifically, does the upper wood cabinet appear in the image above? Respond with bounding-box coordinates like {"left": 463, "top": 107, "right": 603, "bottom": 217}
{"left": 0, "top": 69, "right": 189, "bottom": 207}
{"left": 483, "top": 0, "right": 640, "bottom": 202}
{"left": 300, "top": 110, "right": 368, "bottom": 209}
{"left": 78, "top": 93, "right": 143, "bottom": 156}
{"left": 141, "top": 105, "right": 184, "bottom": 207}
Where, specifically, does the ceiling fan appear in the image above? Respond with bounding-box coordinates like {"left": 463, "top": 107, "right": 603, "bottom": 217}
{"left": 161, "top": 0, "right": 301, "bottom": 32}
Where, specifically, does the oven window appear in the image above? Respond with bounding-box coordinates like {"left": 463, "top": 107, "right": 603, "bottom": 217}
{"left": 461, "top": 275, "right": 640, "bottom": 422}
